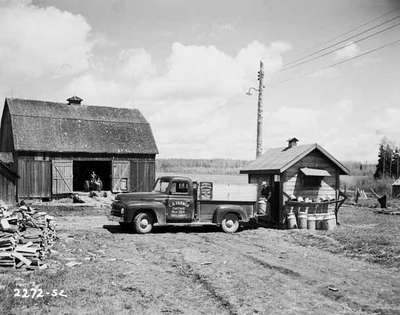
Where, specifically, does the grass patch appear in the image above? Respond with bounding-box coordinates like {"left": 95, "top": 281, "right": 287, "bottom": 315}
{"left": 287, "top": 205, "right": 400, "bottom": 268}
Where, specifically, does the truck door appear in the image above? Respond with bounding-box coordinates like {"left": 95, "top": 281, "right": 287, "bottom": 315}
{"left": 166, "top": 179, "right": 194, "bottom": 222}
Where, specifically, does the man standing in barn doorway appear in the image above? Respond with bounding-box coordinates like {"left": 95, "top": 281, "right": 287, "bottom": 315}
{"left": 89, "top": 170, "right": 102, "bottom": 192}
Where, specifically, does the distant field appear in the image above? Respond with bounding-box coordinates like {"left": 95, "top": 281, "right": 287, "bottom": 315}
{"left": 156, "top": 172, "right": 248, "bottom": 185}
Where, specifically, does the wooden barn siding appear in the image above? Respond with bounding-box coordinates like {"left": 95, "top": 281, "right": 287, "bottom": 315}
{"left": 282, "top": 150, "right": 339, "bottom": 200}
{"left": 131, "top": 159, "right": 155, "bottom": 192}
{"left": 0, "top": 173, "right": 16, "bottom": 204}
{"left": 16, "top": 153, "right": 156, "bottom": 194}
{"left": 17, "top": 159, "right": 51, "bottom": 199}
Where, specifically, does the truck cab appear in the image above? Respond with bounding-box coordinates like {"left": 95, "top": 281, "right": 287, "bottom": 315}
{"left": 108, "top": 176, "right": 259, "bottom": 234}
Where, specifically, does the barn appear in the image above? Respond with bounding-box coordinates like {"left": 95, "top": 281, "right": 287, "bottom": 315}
{"left": 0, "top": 97, "right": 158, "bottom": 202}
{"left": 240, "top": 138, "right": 350, "bottom": 227}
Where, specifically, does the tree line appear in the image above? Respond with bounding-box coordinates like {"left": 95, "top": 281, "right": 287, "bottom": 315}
{"left": 374, "top": 138, "right": 400, "bottom": 179}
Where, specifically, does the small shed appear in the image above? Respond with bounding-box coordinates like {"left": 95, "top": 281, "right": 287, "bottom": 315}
{"left": 240, "top": 138, "right": 350, "bottom": 227}
{"left": 392, "top": 179, "right": 400, "bottom": 198}
{"left": 0, "top": 97, "right": 158, "bottom": 201}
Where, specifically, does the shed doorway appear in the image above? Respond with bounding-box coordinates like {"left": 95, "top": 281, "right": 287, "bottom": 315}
{"left": 73, "top": 161, "right": 112, "bottom": 191}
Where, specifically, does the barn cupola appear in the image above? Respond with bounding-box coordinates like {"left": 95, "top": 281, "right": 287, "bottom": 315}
{"left": 287, "top": 137, "right": 299, "bottom": 148}
{"left": 67, "top": 96, "right": 83, "bottom": 105}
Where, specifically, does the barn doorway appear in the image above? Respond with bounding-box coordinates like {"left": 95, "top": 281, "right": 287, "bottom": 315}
{"left": 73, "top": 161, "right": 112, "bottom": 191}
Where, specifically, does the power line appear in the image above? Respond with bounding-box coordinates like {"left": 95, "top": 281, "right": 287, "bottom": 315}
{"left": 272, "top": 38, "right": 400, "bottom": 86}
{"left": 280, "top": 19, "right": 400, "bottom": 72}
{"left": 282, "top": 14, "right": 400, "bottom": 70}
{"left": 321, "top": 8, "right": 400, "bottom": 46}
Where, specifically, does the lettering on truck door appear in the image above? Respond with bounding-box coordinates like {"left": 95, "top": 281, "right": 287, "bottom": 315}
{"left": 166, "top": 180, "right": 194, "bottom": 222}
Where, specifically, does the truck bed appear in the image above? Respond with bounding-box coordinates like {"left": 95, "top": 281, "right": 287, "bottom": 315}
{"left": 197, "top": 199, "right": 256, "bottom": 222}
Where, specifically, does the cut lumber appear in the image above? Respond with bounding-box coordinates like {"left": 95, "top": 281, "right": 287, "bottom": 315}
{"left": 11, "top": 252, "right": 32, "bottom": 266}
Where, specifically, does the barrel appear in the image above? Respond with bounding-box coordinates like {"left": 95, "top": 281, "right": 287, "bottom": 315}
{"left": 326, "top": 213, "right": 336, "bottom": 230}
{"left": 257, "top": 199, "right": 267, "bottom": 215}
{"left": 297, "top": 212, "right": 308, "bottom": 229}
{"left": 307, "top": 214, "right": 316, "bottom": 230}
{"left": 287, "top": 212, "right": 297, "bottom": 229}
{"left": 315, "top": 213, "right": 325, "bottom": 230}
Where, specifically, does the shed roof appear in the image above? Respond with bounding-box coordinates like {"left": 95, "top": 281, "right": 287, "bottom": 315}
{"left": 240, "top": 143, "right": 350, "bottom": 175}
{"left": 300, "top": 167, "right": 331, "bottom": 177}
{"left": 4, "top": 98, "right": 158, "bottom": 155}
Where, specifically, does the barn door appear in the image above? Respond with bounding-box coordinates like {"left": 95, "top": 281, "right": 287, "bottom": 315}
{"left": 52, "top": 160, "right": 73, "bottom": 195}
{"left": 112, "top": 161, "right": 130, "bottom": 193}
{"left": 18, "top": 160, "right": 51, "bottom": 199}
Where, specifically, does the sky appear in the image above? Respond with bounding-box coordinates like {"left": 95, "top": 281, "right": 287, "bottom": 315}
{"left": 0, "top": 0, "right": 399, "bottom": 161}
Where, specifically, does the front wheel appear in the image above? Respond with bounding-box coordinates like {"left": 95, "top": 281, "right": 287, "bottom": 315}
{"left": 221, "top": 213, "right": 240, "bottom": 233}
{"left": 133, "top": 212, "right": 153, "bottom": 234}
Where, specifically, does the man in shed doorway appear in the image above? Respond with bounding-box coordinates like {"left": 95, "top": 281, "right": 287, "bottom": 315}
{"left": 260, "top": 181, "right": 272, "bottom": 212}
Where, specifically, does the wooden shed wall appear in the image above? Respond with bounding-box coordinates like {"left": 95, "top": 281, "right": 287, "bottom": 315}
{"left": 282, "top": 150, "right": 339, "bottom": 200}
{"left": 0, "top": 172, "right": 16, "bottom": 204}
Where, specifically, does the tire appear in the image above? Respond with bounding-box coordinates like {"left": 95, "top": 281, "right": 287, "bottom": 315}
{"left": 221, "top": 213, "right": 240, "bottom": 233}
{"left": 133, "top": 212, "right": 153, "bottom": 234}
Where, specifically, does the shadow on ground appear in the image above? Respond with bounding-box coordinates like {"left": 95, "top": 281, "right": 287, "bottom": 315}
{"left": 102, "top": 224, "right": 261, "bottom": 234}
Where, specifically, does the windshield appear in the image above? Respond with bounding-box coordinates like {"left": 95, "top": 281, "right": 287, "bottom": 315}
{"left": 152, "top": 178, "right": 171, "bottom": 193}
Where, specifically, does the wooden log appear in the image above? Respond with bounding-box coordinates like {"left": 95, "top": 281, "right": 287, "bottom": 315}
{"left": 11, "top": 252, "right": 32, "bottom": 266}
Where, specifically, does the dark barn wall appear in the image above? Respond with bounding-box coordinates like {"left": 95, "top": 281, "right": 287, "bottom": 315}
{"left": 17, "top": 159, "right": 51, "bottom": 199}
{"left": 15, "top": 152, "right": 156, "bottom": 198}
{"left": 131, "top": 158, "right": 155, "bottom": 192}
{"left": 0, "top": 171, "right": 16, "bottom": 204}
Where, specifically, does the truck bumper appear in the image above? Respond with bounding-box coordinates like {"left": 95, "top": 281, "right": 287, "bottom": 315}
{"left": 106, "top": 213, "right": 124, "bottom": 223}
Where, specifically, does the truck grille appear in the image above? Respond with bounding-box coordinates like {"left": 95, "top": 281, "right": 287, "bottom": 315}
{"left": 111, "top": 201, "right": 123, "bottom": 216}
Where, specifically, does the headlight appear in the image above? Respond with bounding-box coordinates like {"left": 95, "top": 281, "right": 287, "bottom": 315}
{"left": 121, "top": 207, "right": 125, "bottom": 215}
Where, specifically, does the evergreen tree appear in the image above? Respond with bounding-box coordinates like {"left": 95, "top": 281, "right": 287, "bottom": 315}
{"left": 392, "top": 147, "right": 400, "bottom": 179}
{"left": 374, "top": 142, "right": 385, "bottom": 178}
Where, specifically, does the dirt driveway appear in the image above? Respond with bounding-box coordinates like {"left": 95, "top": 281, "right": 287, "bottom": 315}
{"left": 1, "top": 213, "right": 399, "bottom": 315}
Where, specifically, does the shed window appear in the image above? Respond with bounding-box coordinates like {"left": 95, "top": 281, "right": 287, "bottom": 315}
{"left": 302, "top": 176, "right": 322, "bottom": 188}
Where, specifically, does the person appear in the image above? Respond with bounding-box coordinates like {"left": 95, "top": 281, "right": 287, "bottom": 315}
{"left": 260, "top": 181, "right": 271, "bottom": 200}
{"left": 89, "top": 170, "right": 102, "bottom": 191}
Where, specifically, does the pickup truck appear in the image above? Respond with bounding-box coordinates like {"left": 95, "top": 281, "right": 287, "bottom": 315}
{"left": 108, "top": 176, "right": 260, "bottom": 233}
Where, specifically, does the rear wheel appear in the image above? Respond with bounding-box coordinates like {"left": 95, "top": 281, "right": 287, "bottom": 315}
{"left": 221, "top": 213, "right": 239, "bottom": 233}
{"left": 133, "top": 212, "right": 153, "bottom": 234}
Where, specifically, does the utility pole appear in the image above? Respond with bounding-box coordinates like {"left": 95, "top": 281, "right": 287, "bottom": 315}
{"left": 256, "top": 60, "right": 264, "bottom": 158}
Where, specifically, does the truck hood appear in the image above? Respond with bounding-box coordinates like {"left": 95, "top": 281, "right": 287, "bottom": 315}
{"left": 116, "top": 192, "right": 167, "bottom": 202}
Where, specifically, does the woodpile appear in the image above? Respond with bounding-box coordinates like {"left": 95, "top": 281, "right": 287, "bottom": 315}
{"left": 0, "top": 203, "right": 56, "bottom": 269}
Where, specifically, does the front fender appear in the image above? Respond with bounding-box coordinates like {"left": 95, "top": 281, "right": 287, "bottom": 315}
{"left": 125, "top": 201, "right": 166, "bottom": 224}
{"left": 213, "top": 205, "right": 248, "bottom": 224}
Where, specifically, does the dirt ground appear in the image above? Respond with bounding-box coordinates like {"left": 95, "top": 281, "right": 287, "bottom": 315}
{"left": 0, "top": 206, "right": 399, "bottom": 315}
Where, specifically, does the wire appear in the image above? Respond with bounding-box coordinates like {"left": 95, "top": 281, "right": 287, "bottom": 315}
{"left": 272, "top": 38, "right": 400, "bottom": 86}
{"left": 282, "top": 14, "right": 400, "bottom": 70}
{"left": 321, "top": 8, "right": 400, "bottom": 46}
{"left": 280, "top": 19, "right": 400, "bottom": 72}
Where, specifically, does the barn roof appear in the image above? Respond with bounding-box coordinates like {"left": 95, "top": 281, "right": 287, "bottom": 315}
{"left": 240, "top": 143, "right": 350, "bottom": 175}
{"left": 4, "top": 98, "right": 158, "bottom": 155}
